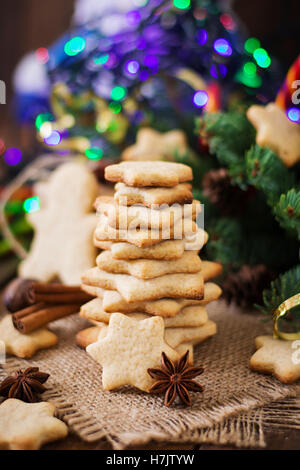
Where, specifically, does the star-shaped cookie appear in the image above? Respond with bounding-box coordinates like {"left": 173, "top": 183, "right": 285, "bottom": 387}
{"left": 122, "top": 128, "right": 188, "bottom": 161}
{"left": 86, "top": 313, "right": 180, "bottom": 392}
{"left": 105, "top": 161, "right": 193, "bottom": 187}
{"left": 0, "top": 315, "right": 58, "bottom": 359}
{"left": 247, "top": 103, "right": 300, "bottom": 167}
{"left": 250, "top": 335, "right": 300, "bottom": 384}
{"left": 19, "top": 162, "right": 99, "bottom": 285}
{"left": 0, "top": 399, "right": 68, "bottom": 450}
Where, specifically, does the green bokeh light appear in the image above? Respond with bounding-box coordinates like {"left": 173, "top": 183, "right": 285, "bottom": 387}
{"left": 244, "top": 37, "right": 260, "bottom": 54}
{"left": 173, "top": 0, "right": 191, "bottom": 9}
{"left": 94, "top": 54, "right": 109, "bottom": 65}
{"left": 64, "top": 37, "right": 86, "bottom": 56}
{"left": 85, "top": 147, "right": 103, "bottom": 161}
{"left": 243, "top": 62, "right": 257, "bottom": 76}
{"left": 253, "top": 48, "right": 271, "bottom": 68}
{"left": 111, "top": 86, "right": 126, "bottom": 101}
{"left": 23, "top": 197, "right": 41, "bottom": 214}
{"left": 35, "top": 113, "right": 54, "bottom": 131}
{"left": 109, "top": 102, "right": 122, "bottom": 114}
{"left": 235, "top": 70, "right": 262, "bottom": 88}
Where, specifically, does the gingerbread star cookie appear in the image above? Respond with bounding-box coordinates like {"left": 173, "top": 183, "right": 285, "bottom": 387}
{"left": 0, "top": 399, "right": 68, "bottom": 450}
{"left": 114, "top": 182, "right": 193, "bottom": 207}
{"left": 82, "top": 268, "right": 204, "bottom": 303}
{"left": 77, "top": 326, "right": 195, "bottom": 364}
{"left": 86, "top": 313, "right": 179, "bottom": 392}
{"left": 19, "top": 161, "right": 99, "bottom": 285}
{"left": 95, "top": 321, "right": 215, "bottom": 350}
{"left": 94, "top": 214, "right": 198, "bottom": 248}
{"left": 0, "top": 315, "right": 58, "bottom": 359}
{"left": 95, "top": 195, "right": 201, "bottom": 230}
{"left": 105, "top": 161, "right": 193, "bottom": 187}
{"left": 80, "top": 297, "right": 208, "bottom": 327}
{"left": 94, "top": 230, "right": 207, "bottom": 258}
{"left": 122, "top": 128, "right": 188, "bottom": 162}
{"left": 247, "top": 103, "right": 300, "bottom": 167}
{"left": 250, "top": 335, "right": 300, "bottom": 384}
{"left": 81, "top": 282, "right": 222, "bottom": 317}
{"left": 96, "top": 250, "right": 202, "bottom": 279}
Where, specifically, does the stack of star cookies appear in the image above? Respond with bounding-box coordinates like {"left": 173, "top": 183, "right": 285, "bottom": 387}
{"left": 79, "top": 162, "right": 222, "bottom": 386}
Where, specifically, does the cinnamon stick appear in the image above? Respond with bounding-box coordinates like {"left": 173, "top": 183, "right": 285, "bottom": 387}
{"left": 11, "top": 303, "right": 46, "bottom": 318}
{"left": 32, "top": 283, "right": 85, "bottom": 294}
{"left": 33, "top": 292, "right": 92, "bottom": 305}
{"left": 13, "top": 304, "right": 80, "bottom": 334}
{"left": 4, "top": 278, "right": 91, "bottom": 312}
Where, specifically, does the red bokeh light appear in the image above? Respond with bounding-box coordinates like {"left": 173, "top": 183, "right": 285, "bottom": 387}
{"left": 35, "top": 47, "right": 49, "bottom": 64}
{"left": 220, "top": 13, "right": 235, "bottom": 31}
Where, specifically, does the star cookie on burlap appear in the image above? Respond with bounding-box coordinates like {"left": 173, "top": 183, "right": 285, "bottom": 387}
{"left": 0, "top": 315, "right": 57, "bottom": 359}
{"left": 250, "top": 335, "right": 300, "bottom": 384}
{"left": 0, "top": 399, "right": 68, "bottom": 450}
{"left": 247, "top": 103, "right": 300, "bottom": 167}
{"left": 122, "top": 128, "right": 188, "bottom": 161}
{"left": 87, "top": 313, "right": 179, "bottom": 392}
{"left": 19, "top": 162, "right": 99, "bottom": 285}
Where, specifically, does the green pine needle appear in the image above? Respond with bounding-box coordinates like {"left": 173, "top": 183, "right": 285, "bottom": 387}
{"left": 205, "top": 218, "right": 243, "bottom": 270}
{"left": 259, "top": 265, "right": 300, "bottom": 316}
{"left": 246, "top": 145, "right": 295, "bottom": 206}
{"left": 274, "top": 189, "right": 300, "bottom": 240}
{"left": 198, "top": 110, "right": 255, "bottom": 188}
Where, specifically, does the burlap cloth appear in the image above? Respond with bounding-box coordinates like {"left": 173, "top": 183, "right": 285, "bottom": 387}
{"left": 1, "top": 300, "right": 299, "bottom": 449}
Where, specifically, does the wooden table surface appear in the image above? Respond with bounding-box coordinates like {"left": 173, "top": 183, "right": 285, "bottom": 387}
{"left": 0, "top": 273, "right": 300, "bottom": 451}
{"left": 43, "top": 427, "right": 300, "bottom": 450}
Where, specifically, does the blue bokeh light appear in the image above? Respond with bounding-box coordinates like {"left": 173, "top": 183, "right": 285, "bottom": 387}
{"left": 197, "top": 29, "right": 207, "bottom": 46}
{"left": 126, "top": 60, "right": 140, "bottom": 75}
{"left": 193, "top": 90, "right": 209, "bottom": 108}
{"left": 44, "top": 131, "right": 61, "bottom": 146}
{"left": 213, "top": 38, "right": 232, "bottom": 57}
{"left": 210, "top": 63, "right": 228, "bottom": 78}
{"left": 287, "top": 107, "right": 300, "bottom": 123}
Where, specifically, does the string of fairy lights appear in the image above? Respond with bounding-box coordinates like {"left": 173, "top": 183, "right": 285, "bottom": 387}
{"left": 0, "top": 0, "right": 299, "bottom": 224}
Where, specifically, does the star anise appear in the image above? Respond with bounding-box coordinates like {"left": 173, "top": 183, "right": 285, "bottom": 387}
{"left": 0, "top": 367, "right": 50, "bottom": 403}
{"left": 148, "top": 351, "right": 205, "bottom": 407}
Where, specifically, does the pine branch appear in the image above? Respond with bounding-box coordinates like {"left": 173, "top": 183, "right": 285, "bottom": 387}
{"left": 198, "top": 110, "right": 255, "bottom": 188}
{"left": 246, "top": 145, "right": 295, "bottom": 206}
{"left": 259, "top": 265, "right": 300, "bottom": 316}
{"left": 205, "top": 212, "right": 298, "bottom": 272}
{"left": 205, "top": 217, "right": 243, "bottom": 270}
{"left": 274, "top": 189, "right": 300, "bottom": 241}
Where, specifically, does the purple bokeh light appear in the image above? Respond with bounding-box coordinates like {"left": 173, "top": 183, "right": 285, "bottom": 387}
{"left": 44, "top": 131, "right": 61, "bottom": 146}
{"left": 213, "top": 38, "right": 232, "bottom": 57}
{"left": 126, "top": 60, "right": 140, "bottom": 75}
{"left": 3, "top": 148, "right": 22, "bottom": 166}
{"left": 210, "top": 63, "right": 228, "bottom": 78}
{"left": 197, "top": 29, "right": 207, "bottom": 46}
{"left": 126, "top": 10, "right": 142, "bottom": 26}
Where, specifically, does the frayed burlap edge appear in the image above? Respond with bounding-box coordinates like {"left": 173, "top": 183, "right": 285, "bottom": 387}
{"left": 2, "top": 358, "right": 299, "bottom": 449}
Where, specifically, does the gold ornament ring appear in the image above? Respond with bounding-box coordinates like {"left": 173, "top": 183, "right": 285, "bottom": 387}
{"left": 273, "top": 293, "right": 300, "bottom": 340}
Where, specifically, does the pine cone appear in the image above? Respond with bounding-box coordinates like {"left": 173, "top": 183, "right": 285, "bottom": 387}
{"left": 202, "top": 168, "right": 252, "bottom": 216}
{"left": 222, "top": 265, "right": 276, "bottom": 309}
